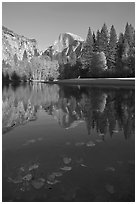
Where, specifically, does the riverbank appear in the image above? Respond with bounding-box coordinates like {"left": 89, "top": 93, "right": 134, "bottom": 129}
{"left": 44, "top": 78, "right": 135, "bottom": 88}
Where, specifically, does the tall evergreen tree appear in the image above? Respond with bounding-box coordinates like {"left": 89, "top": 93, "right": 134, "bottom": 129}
{"left": 99, "top": 23, "right": 109, "bottom": 57}
{"left": 108, "top": 25, "right": 117, "bottom": 63}
{"left": 92, "top": 31, "right": 96, "bottom": 52}
{"left": 124, "top": 23, "right": 134, "bottom": 47}
{"left": 96, "top": 30, "right": 101, "bottom": 52}
{"left": 81, "top": 27, "right": 93, "bottom": 70}
{"left": 116, "top": 33, "right": 124, "bottom": 60}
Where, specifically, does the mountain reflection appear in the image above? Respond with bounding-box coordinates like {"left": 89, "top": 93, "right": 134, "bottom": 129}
{"left": 2, "top": 83, "right": 135, "bottom": 139}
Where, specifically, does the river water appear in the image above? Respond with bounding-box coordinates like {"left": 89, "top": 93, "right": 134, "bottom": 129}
{"left": 2, "top": 82, "right": 135, "bottom": 201}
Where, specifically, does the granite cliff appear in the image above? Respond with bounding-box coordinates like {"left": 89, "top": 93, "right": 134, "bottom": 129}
{"left": 2, "top": 26, "right": 39, "bottom": 66}
{"left": 43, "top": 32, "right": 84, "bottom": 65}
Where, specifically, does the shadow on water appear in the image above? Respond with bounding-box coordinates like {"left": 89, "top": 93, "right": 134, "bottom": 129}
{"left": 2, "top": 83, "right": 135, "bottom": 202}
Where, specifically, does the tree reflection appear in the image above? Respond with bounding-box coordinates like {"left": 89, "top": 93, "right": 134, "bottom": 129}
{"left": 2, "top": 83, "right": 135, "bottom": 139}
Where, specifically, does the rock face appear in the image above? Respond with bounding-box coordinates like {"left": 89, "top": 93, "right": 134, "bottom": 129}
{"left": 43, "top": 32, "right": 84, "bottom": 65}
{"left": 2, "top": 26, "right": 38, "bottom": 66}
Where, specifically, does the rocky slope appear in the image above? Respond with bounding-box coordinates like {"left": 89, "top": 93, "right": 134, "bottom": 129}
{"left": 2, "top": 26, "right": 39, "bottom": 66}
{"left": 43, "top": 32, "right": 84, "bottom": 65}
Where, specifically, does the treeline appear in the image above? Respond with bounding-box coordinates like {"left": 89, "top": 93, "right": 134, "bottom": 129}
{"left": 60, "top": 23, "right": 135, "bottom": 79}
{"left": 2, "top": 22, "right": 135, "bottom": 83}
{"left": 2, "top": 50, "right": 59, "bottom": 83}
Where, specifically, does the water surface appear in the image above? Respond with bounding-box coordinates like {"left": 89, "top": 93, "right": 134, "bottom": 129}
{"left": 2, "top": 83, "right": 135, "bottom": 202}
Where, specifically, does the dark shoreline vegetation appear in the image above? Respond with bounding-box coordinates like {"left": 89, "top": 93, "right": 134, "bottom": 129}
{"left": 2, "top": 23, "right": 135, "bottom": 84}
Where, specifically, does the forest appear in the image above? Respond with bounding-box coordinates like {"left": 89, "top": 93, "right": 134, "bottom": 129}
{"left": 2, "top": 22, "right": 135, "bottom": 83}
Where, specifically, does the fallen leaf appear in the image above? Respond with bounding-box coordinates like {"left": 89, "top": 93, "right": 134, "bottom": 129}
{"left": 96, "top": 139, "right": 103, "bottom": 143}
{"left": 105, "top": 167, "right": 116, "bottom": 172}
{"left": 60, "top": 166, "right": 72, "bottom": 171}
{"left": 75, "top": 142, "right": 85, "bottom": 147}
{"left": 29, "top": 163, "right": 39, "bottom": 171}
{"left": 80, "top": 164, "right": 87, "bottom": 168}
{"left": 23, "top": 174, "right": 32, "bottom": 181}
{"left": 8, "top": 177, "right": 23, "bottom": 184}
{"left": 63, "top": 157, "right": 72, "bottom": 164}
{"left": 52, "top": 172, "right": 63, "bottom": 177}
{"left": 31, "top": 178, "right": 45, "bottom": 189}
{"left": 47, "top": 180, "right": 60, "bottom": 185}
{"left": 86, "top": 141, "right": 95, "bottom": 147}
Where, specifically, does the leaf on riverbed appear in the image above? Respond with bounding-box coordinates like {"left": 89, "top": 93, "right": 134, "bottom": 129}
{"left": 29, "top": 163, "right": 39, "bottom": 171}
{"left": 52, "top": 172, "right": 63, "bottom": 177}
{"left": 47, "top": 180, "right": 60, "bottom": 185}
{"left": 112, "top": 130, "right": 119, "bottom": 133}
{"left": 31, "top": 178, "right": 45, "bottom": 189}
{"left": 23, "top": 139, "right": 36, "bottom": 146}
{"left": 86, "top": 141, "right": 95, "bottom": 147}
{"left": 23, "top": 174, "right": 32, "bottom": 181}
{"left": 60, "top": 166, "right": 72, "bottom": 171}
{"left": 8, "top": 177, "right": 23, "bottom": 184}
{"left": 80, "top": 164, "right": 87, "bottom": 168}
{"left": 105, "top": 167, "right": 116, "bottom": 172}
{"left": 98, "top": 133, "right": 105, "bottom": 137}
{"left": 96, "top": 139, "right": 103, "bottom": 143}
{"left": 105, "top": 184, "right": 115, "bottom": 194}
{"left": 75, "top": 142, "right": 85, "bottom": 147}
{"left": 63, "top": 157, "right": 72, "bottom": 164}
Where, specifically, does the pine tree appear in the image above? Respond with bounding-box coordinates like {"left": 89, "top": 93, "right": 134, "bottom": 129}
{"left": 108, "top": 25, "right": 117, "bottom": 63}
{"left": 81, "top": 27, "right": 93, "bottom": 70}
{"left": 96, "top": 30, "right": 101, "bottom": 52}
{"left": 92, "top": 31, "right": 96, "bottom": 52}
{"left": 116, "top": 33, "right": 124, "bottom": 60}
{"left": 99, "top": 23, "right": 109, "bottom": 57}
{"left": 122, "top": 39, "right": 130, "bottom": 59}
{"left": 124, "top": 23, "right": 134, "bottom": 47}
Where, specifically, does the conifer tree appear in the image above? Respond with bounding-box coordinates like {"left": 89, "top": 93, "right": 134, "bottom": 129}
{"left": 99, "top": 23, "right": 109, "bottom": 57}
{"left": 108, "top": 25, "right": 117, "bottom": 63}
{"left": 92, "top": 31, "right": 96, "bottom": 52}
{"left": 116, "top": 33, "right": 124, "bottom": 60}
{"left": 81, "top": 27, "right": 93, "bottom": 70}
{"left": 96, "top": 30, "right": 101, "bottom": 52}
{"left": 124, "top": 23, "right": 134, "bottom": 47}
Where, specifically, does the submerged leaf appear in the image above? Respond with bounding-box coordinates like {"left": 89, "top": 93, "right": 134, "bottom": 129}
{"left": 105, "top": 167, "right": 116, "bottom": 172}
{"left": 29, "top": 163, "right": 39, "bottom": 171}
{"left": 105, "top": 184, "right": 115, "bottom": 194}
{"left": 31, "top": 178, "right": 45, "bottom": 189}
{"left": 80, "top": 164, "right": 87, "bottom": 168}
{"left": 23, "top": 174, "right": 32, "bottom": 181}
{"left": 52, "top": 172, "right": 63, "bottom": 177}
{"left": 60, "top": 166, "right": 72, "bottom": 171}
{"left": 75, "top": 142, "right": 85, "bottom": 147}
{"left": 86, "top": 141, "right": 95, "bottom": 147}
{"left": 47, "top": 180, "right": 60, "bottom": 185}
{"left": 8, "top": 177, "right": 23, "bottom": 184}
{"left": 96, "top": 139, "right": 103, "bottom": 143}
{"left": 63, "top": 157, "right": 72, "bottom": 164}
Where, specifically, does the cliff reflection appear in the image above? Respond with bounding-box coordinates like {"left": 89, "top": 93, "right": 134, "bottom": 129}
{"left": 2, "top": 83, "right": 135, "bottom": 139}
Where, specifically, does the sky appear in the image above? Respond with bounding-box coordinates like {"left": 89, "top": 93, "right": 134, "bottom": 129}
{"left": 2, "top": 2, "right": 135, "bottom": 51}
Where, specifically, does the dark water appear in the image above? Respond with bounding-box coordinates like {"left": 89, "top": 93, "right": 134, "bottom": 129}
{"left": 2, "top": 83, "right": 135, "bottom": 202}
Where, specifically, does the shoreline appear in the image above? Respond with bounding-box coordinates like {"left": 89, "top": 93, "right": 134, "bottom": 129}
{"left": 44, "top": 78, "right": 135, "bottom": 87}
